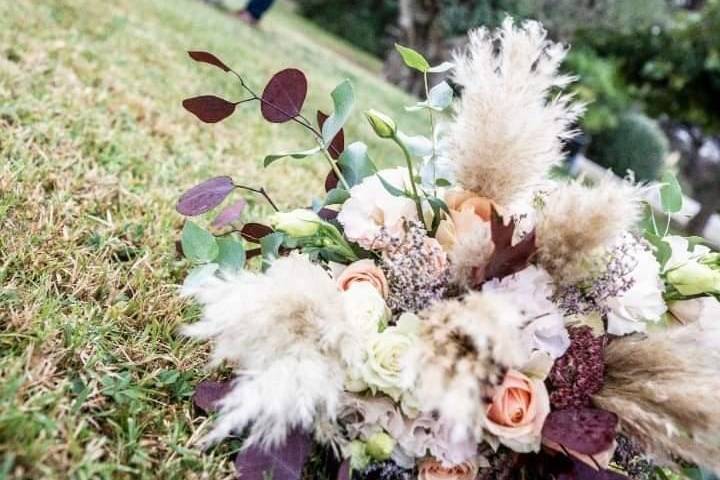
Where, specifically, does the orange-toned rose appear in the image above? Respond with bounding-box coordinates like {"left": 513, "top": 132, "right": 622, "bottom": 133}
{"left": 485, "top": 369, "right": 550, "bottom": 452}
{"left": 336, "top": 259, "right": 389, "bottom": 299}
{"left": 418, "top": 458, "right": 479, "bottom": 480}
{"left": 436, "top": 191, "right": 496, "bottom": 250}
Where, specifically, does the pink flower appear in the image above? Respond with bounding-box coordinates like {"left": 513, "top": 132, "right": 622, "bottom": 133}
{"left": 417, "top": 457, "right": 479, "bottom": 480}
{"left": 485, "top": 369, "right": 550, "bottom": 452}
{"left": 337, "top": 259, "right": 389, "bottom": 299}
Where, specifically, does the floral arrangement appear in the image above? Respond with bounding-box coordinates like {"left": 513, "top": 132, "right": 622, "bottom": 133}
{"left": 175, "top": 19, "right": 720, "bottom": 480}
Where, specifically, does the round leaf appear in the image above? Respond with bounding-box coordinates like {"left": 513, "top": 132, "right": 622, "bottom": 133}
{"left": 193, "top": 380, "right": 232, "bottom": 414}
{"left": 182, "top": 95, "right": 237, "bottom": 123}
{"left": 542, "top": 407, "right": 618, "bottom": 455}
{"left": 240, "top": 223, "right": 274, "bottom": 243}
{"left": 181, "top": 221, "right": 219, "bottom": 263}
{"left": 660, "top": 171, "right": 683, "bottom": 213}
{"left": 176, "top": 176, "right": 235, "bottom": 216}
{"left": 317, "top": 110, "right": 345, "bottom": 159}
{"left": 211, "top": 199, "right": 246, "bottom": 228}
{"left": 261, "top": 68, "right": 308, "bottom": 123}
{"left": 187, "top": 51, "right": 231, "bottom": 72}
{"left": 395, "top": 43, "right": 430, "bottom": 72}
{"left": 216, "top": 236, "right": 246, "bottom": 273}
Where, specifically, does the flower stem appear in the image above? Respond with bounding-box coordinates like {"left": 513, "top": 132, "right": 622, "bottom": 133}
{"left": 393, "top": 136, "right": 424, "bottom": 221}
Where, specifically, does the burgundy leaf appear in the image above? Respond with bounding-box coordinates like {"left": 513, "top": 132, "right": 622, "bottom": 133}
{"left": 183, "top": 95, "right": 237, "bottom": 123}
{"left": 234, "top": 429, "right": 313, "bottom": 480}
{"left": 261, "top": 68, "right": 308, "bottom": 123}
{"left": 324, "top": 170, "right": 339, "bottom": 192}
{"left": 336, "top": 460, "right": 350, "bottom": 480}
{"left": 246, "top": 248, "right": 262, "bottom": 260}
{"left": 558, "top": 459, "right": 628, "bottom": 480}
{"left": 542, "top": 407, "right": 619, "bottom": 455}
{"left": 318, "top": 208, "right": 338, "bottom": 221}
{"left": 211, "top": 199, "right": 246, "bottom": 228}
{"left": 474, "top": 207, "right": 537, "bottom": 285}
{"left": 193, "top": 380, "right": 232, "bottom": 414}
{"left": 317, "top": 110, "right": 345, "bottom": 159}
{"left": 240, "top": 223, "right": 274, "bottom": 243}
{"left": 176, "top": 176, "right": 235, "bottom": 216}
{"left": 187, "top": 51, "right": 231, "bottom": 72}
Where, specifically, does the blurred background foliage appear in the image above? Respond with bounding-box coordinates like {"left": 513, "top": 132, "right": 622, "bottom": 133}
{"left": 296, "top": 0, "right": 720, "bottom": 233}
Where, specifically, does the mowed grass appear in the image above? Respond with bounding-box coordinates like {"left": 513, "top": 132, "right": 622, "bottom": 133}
{"left": 0, "top": 1, "right": 422, "bottom": 478}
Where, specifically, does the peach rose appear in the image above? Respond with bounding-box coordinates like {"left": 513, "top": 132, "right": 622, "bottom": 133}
{"left": 418, "top": 458, "right": 479, "bottom": 480}
{"left": 445, "top": 190, "right": 494, "bottom": 222}
{"left": 436, "top": 191, "right": 495, "bottom": 250}
{"left": 485, "top": 369, "right": 550, "bottom": 452}
{"left": 337, "top": 259, "right": 389, "bottom": 299}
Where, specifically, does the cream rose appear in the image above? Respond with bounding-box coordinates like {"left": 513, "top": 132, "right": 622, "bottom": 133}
{"left": 337, "top": 259, "right": 389, "bottom": 298}
{"left": 485, "top": 369, "right": 550, "bottom": 452}
{"left": 360, "top": 313, "right": 420, "bottom": 400}
{"left": 418, "top": 458, "right": 479, "bottom": 480}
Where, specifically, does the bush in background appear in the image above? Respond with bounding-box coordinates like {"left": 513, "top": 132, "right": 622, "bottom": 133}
{"left": 590, "top": 112, "right": 670, "bottom": 181}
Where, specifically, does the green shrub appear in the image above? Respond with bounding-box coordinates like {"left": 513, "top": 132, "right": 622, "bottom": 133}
{"left": 590, "top": 113, "right": 669, "bottom": 181}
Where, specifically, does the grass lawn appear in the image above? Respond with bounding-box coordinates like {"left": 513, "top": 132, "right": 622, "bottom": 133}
{"left": 0, "top": 1, "right": 423, "bottom": 477}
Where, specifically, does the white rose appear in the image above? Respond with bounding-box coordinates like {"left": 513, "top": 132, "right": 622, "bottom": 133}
{"left": 361, "top": 313, "right": 420, "bottom": 400}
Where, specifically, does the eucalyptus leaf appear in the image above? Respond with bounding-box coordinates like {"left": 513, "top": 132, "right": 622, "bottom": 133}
{"left": 181, "top": 221, "right": 219, "bottom": 264}
{"left": 264, "top": 146, "right": 321, "bottom": 167}
{"left": 338, "top": 142, "right": 377, "bottom": 187}
{"left": 324, "top": 188, "right": 350, "bottom": 206}
{"left": 183, "top": 263, "right": 219, "bottom": 290}
{"left": 395, "top": 43, "right": 429, "bottom": 72}
{"left": 322, "top": 80, "right": 354, "bottom": 145}
{"left": 427, "top": 61, "right": 454, "bottom": 73}
{"left": 377, "top": 174, "right": 409, "bottom": 198}
{"left": 660, "top": 171, "right": 683, "bottom": 213}
{"left": 427, "top": 81, "right": 453, "bottom": 110}
{"left": 435, "top": 178, "right": 451, "bottom": 187}
{"left": 260, "top": 232, "right": 285, "bottom": 271}
{"left": 397, "top": 131, "right": 433, "bottom": 158}
{"left": 645, "top": 232, "right": 672, "bottom": 268}
{"left": 216, "top": 235, "right": 246, "bottom": 273}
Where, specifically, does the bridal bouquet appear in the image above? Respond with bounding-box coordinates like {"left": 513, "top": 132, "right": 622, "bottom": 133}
{"left": 175, "top": 19, "right": 720, "bottom": 480}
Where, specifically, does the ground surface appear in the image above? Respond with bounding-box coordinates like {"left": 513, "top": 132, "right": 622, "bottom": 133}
{"left": 0, "top": 1, "right": 423, "bottom": 478}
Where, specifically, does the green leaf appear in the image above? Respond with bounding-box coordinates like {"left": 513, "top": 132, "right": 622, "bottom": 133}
{"left": 687, "top": 235, "right": 707, "bottom": 251}
{"left": 397, "top": 131, "right": 432, "bottom": 157}
{"left": 435, "top": 178, "right": 451, "bottom": 187}
{"left": 377, "top": 174, "right": 409, "bottom": 198}
{"left": 338, "top": 142, "right": 377, "bottom": 187}
{"left": 660, "top": 171, "right": 683, "bottom": 213}
{"left": 645, "top": 232, "right": 672, "bottom": 269}
{"left": 395, "top": 44, "right": 429, "bottom": 72}
{"left": 426, "top": 196, "right": 450, "bottom": 235}
{"left": 181, "top": 221, "right": 219, "bottom": 263}
{"left": 216, "top": 235, "right": 245, "bottom": 273}
{"left": 427, "top": 61, "right": 454, "bottom": 73}
{"left": 324, "top": 188, "right": 350, "bottom": 206}
{"left": 260, "top": 232, "right": 285, "bottom": 271}
{"left": 263, "top": 146, "right": 321, "bottom": 167}
{"left": 427, "top": 81, "right": 453, "bottom": 110}
{"left": 322, "top": 80, "right": 355, "bottom": 145}
{"left": 183, "top": 263, "right": 219, "bottom": 289}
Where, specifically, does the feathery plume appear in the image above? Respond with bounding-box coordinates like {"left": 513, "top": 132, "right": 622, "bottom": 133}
{"left": 536, "top": 177, "right": 643, "bottom": 284}
{"left": 182, "top": 254, "right": 359, "bottom": 448}
{"left": 446, "top": 18, "right": 583, "bottom": 206}
{"left": 593, "top": 322, "right": 720, "bottom": 474}
{"left": 413, "top": 292, "right": 528, "bottom": 442}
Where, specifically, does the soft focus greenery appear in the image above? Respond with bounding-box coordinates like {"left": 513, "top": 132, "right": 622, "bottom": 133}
{"left": 590, "top": 113, "right": 670, "bottom": 181}
{"left": 0, "top": 0, "right": 422, "bottom": 478}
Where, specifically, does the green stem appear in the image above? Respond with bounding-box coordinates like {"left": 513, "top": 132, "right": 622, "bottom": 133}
{"left": 423, "top": 73, "right": 437, "bottom": 194}
{"left": 318, "top": 140, "right": 350, "bottom": 190}
{"left": 393, "top": 136, "right": 424, "bottom": 221}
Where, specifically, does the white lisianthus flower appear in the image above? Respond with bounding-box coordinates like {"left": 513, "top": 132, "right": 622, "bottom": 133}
{"left": 360, "top": 313, "right": 420, "bottom": 400}
{"left": 337, "top": 168, "right": 418, "bottom": 250}
{"left": 663, "top": 235, "right": 711, "bottom": 272}
{"left": 269, "top": 208, "right": 321, "bottom": 237}
{"left": 603, "top": 247, "right": 666, "bottom": 336}
{"left": 483, "top": 266, "right": 570, "bottom": 359}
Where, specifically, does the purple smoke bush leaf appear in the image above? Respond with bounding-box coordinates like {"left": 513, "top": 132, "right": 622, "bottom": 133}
{"left": 234, "top": 429, "right": 313, "bottom": 480}
{"left": 176, "top": 176, "right": 234, "bottom": 216}
{"left": 211, "top": 199, "right": 246, "bottom": 228}
{"left": 193, "top": 380, "right": 232, "bottom": 414}
{"left": 182, "top": 95, "right": 237, "bottom": 123}
{"left": 542, "top": 407, "right": 619, "bottom": 455}
{"left": 187, "top": 51, "right": 231, "bottom": 72}
{"left": 261, "top": 68, "right": 308, "bottom": 123}
{"left": 240, "top": 223, "right": 274, "bottom": 243}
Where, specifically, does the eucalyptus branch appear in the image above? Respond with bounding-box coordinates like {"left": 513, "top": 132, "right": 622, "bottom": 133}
{"left": 393, "top": 137, "right": 424, "bottom": 221}
{"left": 234, "top": 183, "right": 279, "bottom": 212}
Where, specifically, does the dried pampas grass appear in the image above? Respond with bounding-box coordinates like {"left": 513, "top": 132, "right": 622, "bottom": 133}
{"left": 414, "top": 292, "right": 528, "bottom": 442}
{"left": 594, "top": 322, "right": 720, "bottom": 474}
{"left": 447, "top": 18, "right": 583, "bottom": 206}
{"left": 182, "top": 254, "right": 358, "bottom": 449}
{"left": 536, "top": 177, "right": 643, "bottom": 284}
